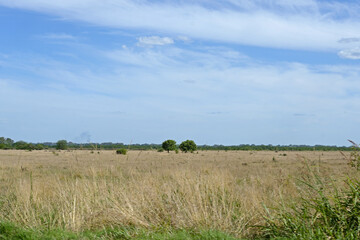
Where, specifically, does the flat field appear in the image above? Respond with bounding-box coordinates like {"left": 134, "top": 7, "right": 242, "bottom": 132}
{"left": 0, "top": 149, "right": 357, "bottom": 238}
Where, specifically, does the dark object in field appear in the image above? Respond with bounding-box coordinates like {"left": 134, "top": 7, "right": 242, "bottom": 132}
{"left": 116, "top": 149, "right": 127, "bottom": 155}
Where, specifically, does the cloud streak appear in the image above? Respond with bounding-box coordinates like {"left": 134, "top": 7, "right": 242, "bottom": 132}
{"left": 137, "top": 36, "right": 174, "bottom": 47}
{"left": 2, "top": 41, "right": 360, "bottom": 144}
{"left": 1, "top": 0, "right": 360, "bottom": 51}
{"left": 40, "top": 33, "right": 77, "bottom": 40}
{"left": 338, "top": 47, "right": 360, "bottom": 60}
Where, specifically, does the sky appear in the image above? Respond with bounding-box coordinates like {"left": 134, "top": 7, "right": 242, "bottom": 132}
{"left": 0, "top": 0, "right": 360, "bottom": 146}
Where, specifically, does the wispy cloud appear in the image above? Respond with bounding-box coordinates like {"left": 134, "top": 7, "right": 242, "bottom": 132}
{"left": 338, "top": 37, "right": 360, "bottom": 44}
{"left": 1, "top": 0, "right": 360, "bottom": 51}
{"left": 338, "top": 47, "right": 360, "bottom": 60}
{"left": 40, "top": 33, "right": 77, "bottom": 40}
{"left": 137, "top": 36, "right": 174, "bottom": 47}
{"left": 2, "top": 43, "right": 360, "bottom": 144}
{"left": 177, "top": 36, "right": 191, "bottom": 43}
{"left": 2, "top": 0, "right": 360, "bottom": 144}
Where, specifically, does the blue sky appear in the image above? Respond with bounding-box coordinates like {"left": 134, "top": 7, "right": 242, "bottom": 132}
{"left": 1, "top": 0, "right": 360, "bottom": 145}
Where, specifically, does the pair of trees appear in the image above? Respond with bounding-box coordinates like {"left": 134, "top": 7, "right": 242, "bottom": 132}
{"left": 162, "top": 139, "right": 197, "bottom": 153}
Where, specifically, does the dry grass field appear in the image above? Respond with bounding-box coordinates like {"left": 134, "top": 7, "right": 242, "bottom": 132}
{"left": 0, "top": 149, "right": 358, "bottom": 238}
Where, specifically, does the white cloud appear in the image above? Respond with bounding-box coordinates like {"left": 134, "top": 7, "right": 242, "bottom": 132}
{"left": 1, "top": 0, "right": 360, "bottom": 51}
{"left": 338, "top": 37, "right": 360, "bottom": 44}
{"left": 177, "top": 36, "right": 191, "bottom": 43}
{"left": 2, "top": 44, "right": 360, "bottom": 144}
{"left": 137, "top": 36, "right": 174, "bottom": 47}
{"left": 338, "top": 47, "right": 360, "bottom": 60}
{"left": 40, "top": 33, "right": 77, "bottom": 40}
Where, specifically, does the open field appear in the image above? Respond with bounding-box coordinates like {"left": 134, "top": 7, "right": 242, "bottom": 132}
{"left": 0, "top": 149, "right": 358, "bottom": 239}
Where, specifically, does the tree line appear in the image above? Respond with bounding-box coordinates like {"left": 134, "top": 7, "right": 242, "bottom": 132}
{"left": 0, "top": 137, "right": 353, "bottom": 151}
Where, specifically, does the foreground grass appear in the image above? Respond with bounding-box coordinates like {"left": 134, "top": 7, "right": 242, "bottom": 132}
{"left": 260, "top": 173, "right": 360, "bottom": 239}
{"left": 0, "top": 222, "right": 239, "bottom": 240}
{"left": 0, "top": 150, "right": 358, "bottom": 239}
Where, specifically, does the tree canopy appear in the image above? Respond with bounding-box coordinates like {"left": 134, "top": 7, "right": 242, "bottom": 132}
{"left": 162, "top": 140, "right": 177, "bottom": 153}
{"left": 56, "top": 140, "right": 68, "bottom": 150}
{"left": 179, "top": 140, "right": 197, "bottom": 153}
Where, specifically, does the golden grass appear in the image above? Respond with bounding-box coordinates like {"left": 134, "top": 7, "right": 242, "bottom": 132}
{"left": 0, "top": 149, "right": 357, "bottom": 237}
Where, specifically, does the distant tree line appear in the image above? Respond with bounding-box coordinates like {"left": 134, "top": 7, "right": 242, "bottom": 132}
{"left": 197, "top": 144, "right": 353, "bottom": 151}
{"left": 0, "top": 136, "right": 354, "bottom": 151}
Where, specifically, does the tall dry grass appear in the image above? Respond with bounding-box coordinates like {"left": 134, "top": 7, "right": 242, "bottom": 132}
{"left": 0, "top": 150, "right": 357, "bottom": 238}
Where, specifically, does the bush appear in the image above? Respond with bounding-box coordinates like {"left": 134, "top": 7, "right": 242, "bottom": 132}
{"left": 56, "top": 140, "right": 68, "bottom": 150}
{"left": 35, "top": 144, "right": 45, "bottom": 150}
{"left": 162, "top": 139, "right": 177, "bottom": 153}
{"left": 157, "top": 148, "right": 164, "bottom": 152}
{"left": 179, "top": 140, "right": 197, "bottom": 153}
{"left": 116, "top": 148, "right": 127, "bottom": 155}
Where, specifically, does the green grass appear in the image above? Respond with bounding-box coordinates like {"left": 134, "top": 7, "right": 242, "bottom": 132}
{"left": 3, "top": 178, "right": 360, "bottom": 240}
{"left": 0, "top": 222, "right": 240, "bottom": 240}
{"left": 259, "top": 172, "right": 360, "bottom": 240}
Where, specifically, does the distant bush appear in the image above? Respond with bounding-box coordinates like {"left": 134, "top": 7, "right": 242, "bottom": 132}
{"left": 56, "top": 140, "right": 68, "bottom": 150}
{"left": 157, "top": 148, "right": 164, "bottom": 152}
{"left": 116, "top": 148, "right": 127, "bottom": 155}
{"left": 13, "top": 141, "right": 30, "bottom": 150}
{"left": 179, "top": 140, "right": 197, "bottom": 153}
{"left": 35, "top": 144, "right": 45, "bottom": 150}
{"left": 162, "top": 139, "right": 177, "bottom": 153}
{"left": 0, "top": 137, "right": 14, "bottom": 149}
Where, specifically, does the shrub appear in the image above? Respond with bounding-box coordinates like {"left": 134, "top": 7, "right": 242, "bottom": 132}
{"left": 0, "top": 137, "right": 14, "bottom": 149}
{"left": 13, "top": 141, "right": 29, "bottom": 150}
{"left": 35, "top": 144, "right": 45, "bottom": 150}
{"left": 157, "top": 148, "right": 164, "bottom": 152}
{"left": 116, "top": 148, "right": 127, "bottom": 155}
{"left": 56, "top": 140, "right": 68, "bottom": 150}
{"left": 27, "top": 143, "right": 35, "bottom": 151}
{"left": 179, "top": 140, "right": 197, "bottom": 153}
{"left": 162, "top": 139, "right": 177, "bottom": 153}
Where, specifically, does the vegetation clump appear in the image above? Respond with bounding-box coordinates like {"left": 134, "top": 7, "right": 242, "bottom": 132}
{"left": 179, "top": 140, "right": 197, "bottom": 153}
{"left": 56, "top": 140, "right": 68, "bottom": 150}
{"left": 0, "top": 137, "right": 14, "bottom": 149}
{"left": 162, "top": 139, "right": 177, "bottom": 153}
{"left": 116, "top": 148, "right": 127, "bottom": 155}
{"left": 261, "top": 169, "right": 360, "bottom": 239}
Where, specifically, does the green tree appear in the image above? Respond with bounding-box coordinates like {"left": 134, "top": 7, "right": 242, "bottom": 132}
{"left": 0, "top": 137, "right": 14, "bottom": 149}
{"left": 179, "top": 140, "right": 197, "bottom": 153}
{"left": 162, "top": 139, "right": 177, "bottom": 153}
{"left": 14, "top": 141, "right": 29, "bottom": 150}
{"left": 5, "top": 138, "right": 14, "bottom": 146}
{"left": 56, "top": 140, "right": 68, "bottom": 150}
{"left": 35, "top": 144, "right": 45, "bottom": 150}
